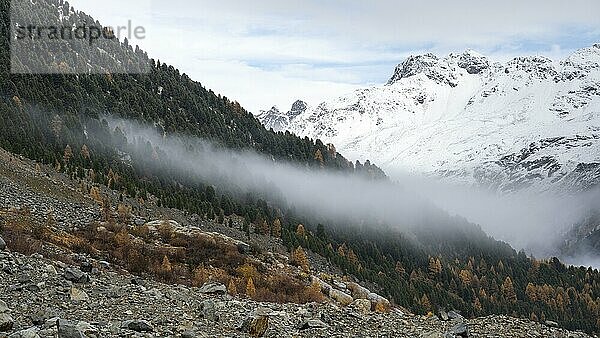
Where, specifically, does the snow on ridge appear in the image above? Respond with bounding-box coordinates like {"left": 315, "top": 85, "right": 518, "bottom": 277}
{"left": 258, "top": 45, "right": 600, "bottom": 193}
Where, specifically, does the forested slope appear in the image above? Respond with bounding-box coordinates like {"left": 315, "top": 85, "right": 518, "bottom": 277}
{"left": 1, "top": 0, "right": 600, "bottom": 333}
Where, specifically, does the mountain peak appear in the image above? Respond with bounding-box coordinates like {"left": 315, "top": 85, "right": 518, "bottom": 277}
{"left": 387, "top": 53, "right": 440, "bottom": 84}
{"left": 289, "top": 100, "right": 308, "bottom": 118}
{"left": 457, "top": 49, "right": 490, "bottom": 74}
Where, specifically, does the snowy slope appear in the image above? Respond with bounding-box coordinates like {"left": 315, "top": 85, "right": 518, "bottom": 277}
{"left": 259, "top": 45, "right": 600, "bottom": 193}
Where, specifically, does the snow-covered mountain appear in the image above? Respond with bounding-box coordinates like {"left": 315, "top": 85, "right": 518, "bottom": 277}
{"left": 259, "top": 45, "right": 600, "bottom": 193}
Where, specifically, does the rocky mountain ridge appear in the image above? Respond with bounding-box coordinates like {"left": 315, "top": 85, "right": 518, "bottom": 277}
{"left": 258, "top": 45, "right": 600, "bottom": 194}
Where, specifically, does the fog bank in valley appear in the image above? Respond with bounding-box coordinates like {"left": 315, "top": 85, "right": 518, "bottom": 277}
{"left": 105, "top": 117, "right": 600, "bottom": 267}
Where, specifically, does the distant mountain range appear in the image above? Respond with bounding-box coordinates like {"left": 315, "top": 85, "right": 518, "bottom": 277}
{"left": 258, "top": 46, "right": 600, "bottom": 194}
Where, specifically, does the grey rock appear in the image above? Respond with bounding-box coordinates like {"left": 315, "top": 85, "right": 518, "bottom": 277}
{"left": 79, "top": 262, "right": 92, "bottom": 273}
{"left": 57, "top": 319, "right": 85, "bottom": 338}
{"left": 8, "top": 327, "right": 40, "bottom": 338}
{"left": 64, "top": 268, "right": 89, "bottom": 284}
{"left": 422, "top": 331, "right": 443, "bottom": 338}
{"left": 25, "top": 284, "right": 41, "bottom": 292}
{"left": 236, "top": 242, "right": 251, "bottom": 254}
{"left": 0, "top": 300, "right": 8, "bottom": 313}
{"left": 199, "top": 300, "right": 218, "bottom": 322}
{"left": 298, "top": 319, "right": 328, "bottom": 330}
{"left": 0, "top": 312, "right": 14, "bottom": 332}
{"left": 181, "top": 330, "right": 196, "bottom": 338}
{"left": 70, "top": 286, "right": 89, "bottom": 302}
{"left": 0, "top": 236, "right": 6, "bottom": 251}
{"left": 198, "top": 282, "right": 226, "bottom": 295}
{"left": 449, "top": 322, "right": 469, "bottom": 337}
{"left": 18, "top": 274, "right": 32, "bottom": 284}
{"left": 447, "top": 310, "right": 462, "bottom": 320}
{"left": 29, "top": 310, "right": 52, "bottom": 326}
{"left": 545, "top": 320, "right": 559, "bottom": 327}
{"left": 1, "top": 263, "right": 12, "bottom": 274}
{"left": 438, "top": 309, "right": 449, "bottom": 321}
{"left": 237, "top": 315, "right": 269, "bottom": 337}
{"left": 123, "top": 319, "right": 154, "bottom": 332}
{"left": 130, "top": 277, "right": 145, "bottom": 286}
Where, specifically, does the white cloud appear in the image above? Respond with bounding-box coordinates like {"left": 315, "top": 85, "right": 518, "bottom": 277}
{"left": 68, "top": 0, "right": 600, "bottom": 112}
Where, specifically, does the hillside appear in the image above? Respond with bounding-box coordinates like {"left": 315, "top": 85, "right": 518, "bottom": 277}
{"left": 2, "top": 0, "right": 600, "bottom": 336}
{"left": 0, "top": 138, "right": 592, "bottom": 338}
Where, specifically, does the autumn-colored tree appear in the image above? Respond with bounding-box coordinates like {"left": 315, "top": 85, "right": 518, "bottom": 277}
{"left": 114, "top": 228, "right": 131, "bottom": 247}
{"left": 459, "top": 269, "right": 473, "bottom": 285}
{"left": 428, "top": 256, "right": 442, "bottom": 275}
{"left": 90, "top": 186, "right": 102, "bottom": 203}
{"left": 502, "top": 276, "right": 517, "bottom": 303}
{"left": 12, "top": 95, "right": 23, "bottom": 111}
{"left": 296, "top": 224, "right": 306, "bottom": 237}
{"left": 246, "top": 277, "right": 256, "bottom": 298}
{"left": 158, "top": 221, "right": 174, "bottom": 242}
{"left": 420, "top": 294, "right": 432, "bottom": 311}
{"left": 530, "top": 312, "right": 538, "bottom": 322}
{"left": 473, "top": 297, "right": 482, "bottom": 312}
{"left": 337, "top": 243, "right": 347, "bottom": 257}
{"left": 291, "top": 246, "right": 310, "bottom": 273}
{"left": 314, "top": 149, "right": 324, "bottom": 167}
{"left": 81, "top": 144, "right": 90, "bottom": 160}
{"left": 347, "top": 249, "right": 360, "bottom": 267}
{"left": 395, "top": 261, "right": 406, "bottom": 275}
{"left": 256, "top": 218, "right": 269, "bottom": 235}
{"left": 271, "top": 218, "right": 282, "bottom": 238}
{"left": 159, "top": 255, "right": 173, "bottom": 281}
{"left": 63, "top": 145, "right": 73, "bottom": 164}
{"left": 228, "top": 279, "right": 238, "bottom": 296}
{"left": 117, "top": 204, "right": 131, "bottom": 223}
{"left": 525, "top": 283, "right": 537, "bottom": 301}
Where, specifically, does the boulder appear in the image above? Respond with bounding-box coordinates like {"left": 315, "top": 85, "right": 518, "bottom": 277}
{"left": 237, "top": 315, "right": 269, "bottom": 337}
{"left": 64, "top": 268, "right": 89, "bottom": 284}
{"left": 57, "top": 319, "right": 85, "bottom": 338}
{"left": 346, "top": 282, "right": 370, "bottom": 299}
{"left": 123, "top": 319, "right": 154, "bottom": 333}
{"left": 349, "top": 299, "right": 371, "bottom": 314}
{"left": 0, "top": 313, "right": 14, "bottom": 332}
{"left": 447, "top": 310, "right": 463, "bottom": 320}
{"left": 0, "top": 300, "right": 8, "bottom": 313}
{"left": 438, "top": 309, "right": 449, "bottom": 321}
{"left": 329, "top": 289, "right": 353, "bottom": 306}
{"left": 70, "top": 287, "right": 89, "bottom": 302}
{"left": 8, "top": 327, "right": 40, "bottom": 338}
{"left": 449, "top": 322, "right": 469, "bottom": 338}
{"left": 0, "top": 236, "right": 6, "bottom": 251}
{"left": 79, "top": 262, "right": 92, "bottom": 273}
{"left": 198, "top": 282, "right": 226, "bottom": 295}
{"left": 298, "top": 319, "right": 327, "bottom": 330}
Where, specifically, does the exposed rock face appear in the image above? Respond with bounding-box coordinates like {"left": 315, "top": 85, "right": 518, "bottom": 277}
{"left": 198, "top": 282, "right": 227, "bottom": 295}
{"left": 458, "top": 50, "right": 490, "bottom": 74}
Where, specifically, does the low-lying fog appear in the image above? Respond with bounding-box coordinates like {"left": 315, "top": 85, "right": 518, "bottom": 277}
{"left": 105, "top": 116, "right": 600, "bottom": 268}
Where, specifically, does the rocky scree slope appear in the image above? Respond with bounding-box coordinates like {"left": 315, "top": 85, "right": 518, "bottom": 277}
{"left": 0, "top": 149, "right": 593, "bottom": 337}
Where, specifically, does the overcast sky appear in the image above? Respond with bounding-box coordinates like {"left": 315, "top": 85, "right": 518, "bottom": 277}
{"left": 70, "top": 0, "right": 600, "bottom": 112}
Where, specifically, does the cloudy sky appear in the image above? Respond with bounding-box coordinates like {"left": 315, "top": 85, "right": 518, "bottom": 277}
{"left": 70, "top": 0, "right": 600, "bottom": 112}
